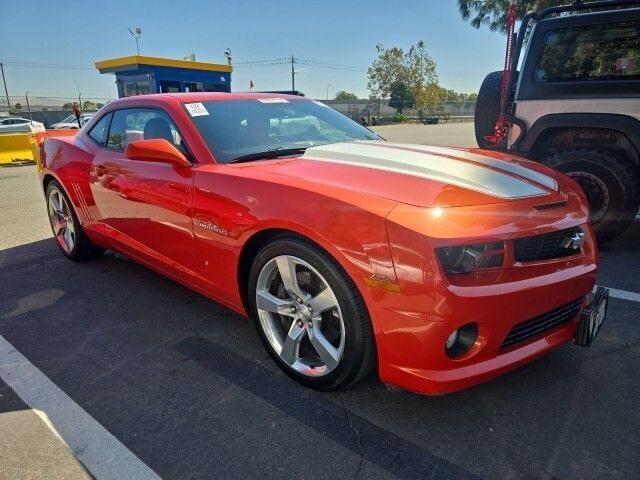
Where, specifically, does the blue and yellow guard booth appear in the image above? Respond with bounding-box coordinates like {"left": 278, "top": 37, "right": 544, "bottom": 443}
{"left": 95, "top": 55, "right": 232, "bottom": 97}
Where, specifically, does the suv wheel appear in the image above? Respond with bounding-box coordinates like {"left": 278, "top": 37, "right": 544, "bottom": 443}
{"left": 543, "top": 149, "right": 640, "bottom": 243}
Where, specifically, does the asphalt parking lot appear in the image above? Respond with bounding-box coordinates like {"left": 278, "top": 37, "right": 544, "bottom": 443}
{"left": 1, "top": 123, "right": 639, "bottom": 480}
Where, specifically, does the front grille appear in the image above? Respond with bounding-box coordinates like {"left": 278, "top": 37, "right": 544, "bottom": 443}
{"left": 500, "top": 298, "right": 583, "bottom": 350}
{"left": 513, "top": 227, "right": 584, "bottom": 263}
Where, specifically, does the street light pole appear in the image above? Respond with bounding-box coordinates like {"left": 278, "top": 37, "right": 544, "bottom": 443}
{"left": 326, "top": 83, "right": 331, "bottom": 100}
{"left": 128, "top": 27, "right": 142, "bottom": 55}
{"left": 0, "top": 62, "right": 10, "bottom": 109}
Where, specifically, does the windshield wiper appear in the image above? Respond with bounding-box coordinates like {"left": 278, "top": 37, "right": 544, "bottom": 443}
{"left": 228, "top": 147, "right": 308, "bottom": 164}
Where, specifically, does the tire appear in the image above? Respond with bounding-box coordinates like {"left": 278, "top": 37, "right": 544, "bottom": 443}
{"left": 474, "top": 70, "right": 518, "bottom": 149}
{"left": 45, "top": 180, "right": 105, "bottom": 261}
{"left": 543, "top": 149, "right": 640, "bottom": 243}
{"left": 247, "top": 236, "right": 375, "bottom": 391}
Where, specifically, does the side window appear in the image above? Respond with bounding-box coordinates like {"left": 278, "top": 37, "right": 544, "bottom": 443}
{"left": 88, "top": 113, "right": 112, "bottom": 146}
{"left": 535, "top": 21, "right": 640, "bottom": 83}
{"left": 106, "top": 108, "right": 184, "bottom": 152}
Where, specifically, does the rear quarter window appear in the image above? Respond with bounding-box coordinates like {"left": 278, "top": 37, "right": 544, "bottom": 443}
{"left": 88, "top": 113, "right": 112, "bottom": 146}
{"left": 534, "top": 20, "right": 640, "bottom": 83}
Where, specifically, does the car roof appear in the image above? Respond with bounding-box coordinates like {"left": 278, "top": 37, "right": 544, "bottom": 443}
{"left": 109, "top": 92, "right": 309, "bottom": 107}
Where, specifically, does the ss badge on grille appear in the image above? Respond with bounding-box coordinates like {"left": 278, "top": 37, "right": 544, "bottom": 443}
{"left": 560, "top": 231, "right": 585, "bottom": 250}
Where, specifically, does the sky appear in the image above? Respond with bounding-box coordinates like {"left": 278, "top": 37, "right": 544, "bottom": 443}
{"left": 0, "top": 0, "right": 508, "bottom": 104}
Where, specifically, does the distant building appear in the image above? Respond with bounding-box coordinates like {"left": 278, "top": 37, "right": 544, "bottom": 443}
{"left": 95, "top": 55, "right": 232, "bottom": 98}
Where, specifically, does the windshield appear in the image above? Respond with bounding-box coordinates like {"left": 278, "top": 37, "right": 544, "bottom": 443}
{"left": 184, "top": 99, "right": 380, "bottom": 163}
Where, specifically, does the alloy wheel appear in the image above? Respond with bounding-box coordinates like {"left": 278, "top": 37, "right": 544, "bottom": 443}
{"left": 48, "top": 187, "right": 76, "bottom": 254}
{"left": 255, "top": 255, "right": 346, "bottom": 377}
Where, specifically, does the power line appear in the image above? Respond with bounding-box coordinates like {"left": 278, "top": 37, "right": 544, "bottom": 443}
{"left": 234, "top": 57, "right": 290, "bottom": 65}
{"left": 3, "top": 61, "right": 95, "bottom": 71}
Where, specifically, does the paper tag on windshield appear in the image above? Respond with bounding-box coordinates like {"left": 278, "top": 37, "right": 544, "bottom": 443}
{"left": 185, "top": 103, "right": 209, "bottom": 116}
{"left": 257, "top": 98, "right": 289, "bottom": 103}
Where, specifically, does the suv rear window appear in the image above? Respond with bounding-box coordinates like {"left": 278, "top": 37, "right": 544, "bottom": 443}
{"left": 534, "top": 20, "right": 640, "bottom": 83}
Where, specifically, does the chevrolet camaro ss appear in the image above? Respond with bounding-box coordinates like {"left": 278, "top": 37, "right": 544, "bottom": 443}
{"left": 38, "top": 93, "right": 608, "bottom": 395}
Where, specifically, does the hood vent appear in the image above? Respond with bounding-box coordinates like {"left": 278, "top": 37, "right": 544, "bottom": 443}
{"left": 533, "top": 200, "right": 568, "bottom": 210}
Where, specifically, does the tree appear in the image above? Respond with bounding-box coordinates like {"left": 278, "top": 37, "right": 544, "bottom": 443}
{"left": 62, "top": 103, "right": 73, "bottom": 111}
{"left": 82, "top": 100, "right": 97, "bottom": 111}
{"left": 388, "top": 82, "right": 414, "bottom": 113}
{"left": 415, "top": 83, "right": 447, "bottom": 113}
{"left": 334, "top": 91, "right": 358, "bottom": 100}
{"left": 13, "top": 103, "right": 22, "bottom": 111}
{"left": 458, "top": 0, "right": 560, "bottom": 33}
{"left": 368, "top": 40, "right": 442, "bottom": 112}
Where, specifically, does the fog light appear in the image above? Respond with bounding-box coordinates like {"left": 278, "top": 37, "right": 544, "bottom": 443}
{"left": 445, "top": 330, "right": 459, "bottom": 350}
{"left": 445, "top": 323, "right": 479, "bottom": 358}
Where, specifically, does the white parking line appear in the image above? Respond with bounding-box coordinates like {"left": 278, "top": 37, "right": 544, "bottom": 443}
{"left": 0, "top": 336, "right": 162, "bottom": 480}
{"left": 607, "top": 287, "right": 640, "bottom": 303}
{"left": 594, "top": 285, "right": 640, "bottom": 303}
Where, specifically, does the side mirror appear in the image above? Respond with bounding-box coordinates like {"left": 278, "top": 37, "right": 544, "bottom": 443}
{"left": 124, "top": 139, "right": 191, "bottom": 167}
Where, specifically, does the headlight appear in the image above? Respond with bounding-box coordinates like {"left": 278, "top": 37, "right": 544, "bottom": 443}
{"left": 436, "top": 241, "right": 504, "bottom": 274}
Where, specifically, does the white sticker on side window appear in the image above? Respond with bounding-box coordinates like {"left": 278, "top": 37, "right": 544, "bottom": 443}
{"left": 257, "top": 98, "right": 289, "bottom": 103}
{"left": 185, "top": 103, "right": 209, "bottom": 116}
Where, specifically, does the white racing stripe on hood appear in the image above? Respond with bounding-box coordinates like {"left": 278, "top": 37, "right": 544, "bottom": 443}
{"left": 302, "top": 141, "right": 548, "bottom": 199}
{"left": 389, "top": 143, "right": 558, "bottom": 191}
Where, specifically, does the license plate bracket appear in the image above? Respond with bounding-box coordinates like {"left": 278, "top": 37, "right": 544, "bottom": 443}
{"left": 575, "top": 286, "right": 609, "bottom": 347}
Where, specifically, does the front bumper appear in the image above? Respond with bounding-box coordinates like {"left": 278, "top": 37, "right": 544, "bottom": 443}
{"left": 359, "top": 191, "right": 598, "bottom": 395}
{"left": 356, "top": 256, "right": 597, "bottom": 395}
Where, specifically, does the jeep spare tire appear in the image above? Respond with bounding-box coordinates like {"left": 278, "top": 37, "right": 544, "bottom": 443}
{"left": 474, "top": 70, "right": 518, "bottom": 150}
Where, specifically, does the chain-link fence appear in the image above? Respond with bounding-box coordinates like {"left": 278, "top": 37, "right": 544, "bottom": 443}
{"left": 320, "top": 98, "right": 476, "bottom": 125}
{"left": 1, "top": 94, "right": 476, "bottom": 128}
{"left": 0, "top": 95, "right": 115, "bottom": 127}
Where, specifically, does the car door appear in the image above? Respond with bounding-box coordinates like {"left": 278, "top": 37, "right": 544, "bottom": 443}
{"left": 89, "top": 107, "right": 197, "bottom": 274}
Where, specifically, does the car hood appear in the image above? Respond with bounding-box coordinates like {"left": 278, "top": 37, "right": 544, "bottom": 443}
{"left": 241, "top": 141, "right": 562, "bottom": 208}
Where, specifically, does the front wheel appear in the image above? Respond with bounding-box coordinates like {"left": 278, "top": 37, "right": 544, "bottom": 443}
{"left": 247, "top": 237, "right": 375, "bottom": 391}
{"left": 543, "top": 149, "right": 640, "bottom": 243}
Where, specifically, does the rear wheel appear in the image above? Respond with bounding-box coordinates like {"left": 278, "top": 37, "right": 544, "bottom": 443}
{"left": 543, "top": 149, "right": 640, "bottom": 243}
{"left": 46, "top": 180, "right": 105, "bottom": 260}
{"left": 247, "top": 237, "right": 375, "bottom": 391}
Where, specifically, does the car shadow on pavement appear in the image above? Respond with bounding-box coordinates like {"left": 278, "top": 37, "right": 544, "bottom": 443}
{"left": 175, "top": 336, "right": 481, "bottom": 480}
{"left": 1, "top": 236, "right": 639, "bottom": 480}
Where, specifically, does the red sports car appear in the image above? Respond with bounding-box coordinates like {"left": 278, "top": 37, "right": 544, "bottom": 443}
{"left": 38, "top": 93, "right": 608, "bottom": 395}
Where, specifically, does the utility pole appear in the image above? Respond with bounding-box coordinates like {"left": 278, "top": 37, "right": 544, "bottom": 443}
{"left": 290, "top": 55, "right": 296, "bottom": 92}
{"left": 326, "top": 83, "right": 331, "bottom": 100}
{"left": 25, "top": 92, "right": 33, "bottom": 122}
{"left": 0, "top": 62, "right": 10, "bottom": 109}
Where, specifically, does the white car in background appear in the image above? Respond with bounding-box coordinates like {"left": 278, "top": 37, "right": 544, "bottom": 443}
{"left": 50, "top": 113, "right": 94, "bottom": 129}
{"left": 0, "top": 116, "right": 45, "bottom": 133}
